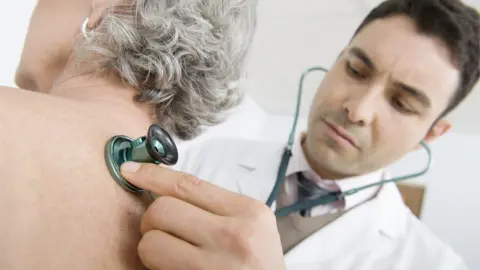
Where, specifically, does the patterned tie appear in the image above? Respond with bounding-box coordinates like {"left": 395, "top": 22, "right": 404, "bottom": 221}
{"left": 295, "top": 172, "right": 331, "bottom": 217}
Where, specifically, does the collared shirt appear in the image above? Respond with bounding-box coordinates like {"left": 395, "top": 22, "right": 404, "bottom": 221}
{"left": 281, "top": 134, "right": 385, "bottom": 217}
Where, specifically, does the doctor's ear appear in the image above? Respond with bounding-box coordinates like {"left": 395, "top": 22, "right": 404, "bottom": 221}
{"left": 414, "top": 119, "right": 452, "bottom": 150}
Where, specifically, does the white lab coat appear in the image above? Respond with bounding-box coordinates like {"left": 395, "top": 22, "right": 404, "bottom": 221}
{"left": 172, "top": 138, "right": 468, "bottom": 270}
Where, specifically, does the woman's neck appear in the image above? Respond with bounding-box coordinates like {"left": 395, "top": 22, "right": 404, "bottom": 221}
{"left": 48, "top": 63, "right": 153, "bottom": 137}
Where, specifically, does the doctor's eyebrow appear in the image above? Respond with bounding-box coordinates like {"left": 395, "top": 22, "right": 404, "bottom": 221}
{"left": 348, "top": 47, "right": 376, "bottom": 71}
{"left": 348, "top": 47, "right": 432, "bottom": 108}
{"left": 393, "top": 82, "right": 432, "bottom": 108}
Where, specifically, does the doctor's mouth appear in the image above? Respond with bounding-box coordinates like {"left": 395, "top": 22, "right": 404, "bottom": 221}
{"left": 322, "top": 119, "right": 359, "bottom": 149}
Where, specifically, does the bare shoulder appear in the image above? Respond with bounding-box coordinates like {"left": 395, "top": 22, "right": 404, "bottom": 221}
{"left": 0, "top": 87, "right": 147, "bottom": 270}
{"left": 0, "top": 85, "right": 47, "bottom": 105}
{"left": 0, "top": 86, "right": 69, "bottom": 123}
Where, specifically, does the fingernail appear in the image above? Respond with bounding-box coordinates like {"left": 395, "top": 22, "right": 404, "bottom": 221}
{"left": 121, "top": 162, "right": 141, "bottom": 173}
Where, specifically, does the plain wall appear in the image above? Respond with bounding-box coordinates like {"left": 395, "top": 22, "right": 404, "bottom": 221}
{"left": 0, "top": 1, "right": 33, "bottom": 87}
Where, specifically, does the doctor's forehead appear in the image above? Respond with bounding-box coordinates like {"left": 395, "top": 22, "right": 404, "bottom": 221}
{"left": 345, "top": 15, "right": 459, "bottom": 101}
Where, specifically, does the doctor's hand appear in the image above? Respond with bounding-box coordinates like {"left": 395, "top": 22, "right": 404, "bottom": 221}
{"left": 120, "top": 162, "right": 285, "bottom": 270}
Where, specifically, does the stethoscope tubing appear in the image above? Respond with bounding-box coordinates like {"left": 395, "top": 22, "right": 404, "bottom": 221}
{"left": 267, "top": 66, "right": 434, "bottom": 218}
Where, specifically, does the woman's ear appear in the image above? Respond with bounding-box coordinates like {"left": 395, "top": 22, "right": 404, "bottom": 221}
{"left": 87, "top": 0, "right": 126, "bottom": 29}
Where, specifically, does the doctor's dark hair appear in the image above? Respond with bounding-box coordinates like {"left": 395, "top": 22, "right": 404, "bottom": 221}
{"left": 352, "top": 0, "right": 480, "bottom": 118}
{"left": 77, "top": 0, "right": 258, "bottom": 140}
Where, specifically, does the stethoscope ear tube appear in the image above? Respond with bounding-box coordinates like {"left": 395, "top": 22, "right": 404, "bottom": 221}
{"left": 272, "top": 140, "right": 432, "bottom": 218}
{"left": 274, "top": 192, "right": 341, "bottom": 217}
{"left": 268, "top": 65, "right": 434, "bottom": 218}
{"left": 265, "top": 148, "right": 292, "bottom": 207}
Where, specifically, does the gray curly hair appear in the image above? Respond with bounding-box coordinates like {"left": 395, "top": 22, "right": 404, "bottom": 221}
{"left": 78, "top": 0, "right": 258, "bottom": 139}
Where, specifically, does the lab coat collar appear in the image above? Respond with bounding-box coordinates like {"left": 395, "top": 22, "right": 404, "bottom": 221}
{"left": 236, "top": 142, "right": 408, "bottom": 263}
{"left": 335, "top": 170, "right": 387, "bottom": 211}
{"left": 285, "top": 135, "right": 311, "bottom": 176}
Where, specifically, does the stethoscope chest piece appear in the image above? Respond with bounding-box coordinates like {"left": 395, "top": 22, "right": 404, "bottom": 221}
{"left": 105, "top": 124, "right": 179, "bottom": 194}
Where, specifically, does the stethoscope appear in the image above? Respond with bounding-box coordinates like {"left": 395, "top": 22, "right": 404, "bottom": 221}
{"left": 104, "top": 66, "right": 433, "bottom": 217}
{"left": 265, "top": 66, "right": 433, "bottom": 217}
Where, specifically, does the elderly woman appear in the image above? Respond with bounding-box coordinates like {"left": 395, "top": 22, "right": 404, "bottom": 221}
{"left": 0, "top": 0, "right": 257, "bottom": 269}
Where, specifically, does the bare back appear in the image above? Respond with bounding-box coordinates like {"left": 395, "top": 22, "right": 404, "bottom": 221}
{"left": 0, "top": 87, "right": 150, "bottom": 269}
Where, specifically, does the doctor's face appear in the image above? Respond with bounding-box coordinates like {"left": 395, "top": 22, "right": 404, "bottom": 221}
{"left": 305, "top": 15, "right": 458, "bottom": 179}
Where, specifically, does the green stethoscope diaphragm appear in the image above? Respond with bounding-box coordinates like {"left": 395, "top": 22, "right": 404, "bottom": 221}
{"left": 104, "top": 124, "right": 178, "bottom": 197}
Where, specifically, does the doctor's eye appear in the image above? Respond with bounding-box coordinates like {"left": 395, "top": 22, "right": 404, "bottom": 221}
{"left": 345, "top": 62, "right": 367, "bottom": 80}
{"left": 391, "top": 97, "right": 416, "bottom": 114}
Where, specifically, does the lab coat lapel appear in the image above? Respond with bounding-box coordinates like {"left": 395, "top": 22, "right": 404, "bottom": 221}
{"left": 235, "top": 142, "right": 285, "bottom": 204}
{"left": 283, "top": 183, "right": 404, "bottom": 265}
{"left": 283, "top": 196, "right": 383, "bottom": 264}
{"left": 233, "top": 142, "right": 405, "bottom": 265}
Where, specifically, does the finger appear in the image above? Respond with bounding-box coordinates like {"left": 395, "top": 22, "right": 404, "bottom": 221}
{"left": 140, "top": 196, "right": 222, "bottom": 247}
{"left": 120, "top": 162, "right": 252, "bottom": 216}
{"left": 138, "top": 230, "right": 210, "bottom": 270}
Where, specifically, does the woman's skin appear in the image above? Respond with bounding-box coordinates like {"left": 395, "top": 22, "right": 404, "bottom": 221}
{"left": 0, "top": 0, "right": 165, "bottom": 269}
{"left": 0, "top": 69, "right": 154, "bottom": 270}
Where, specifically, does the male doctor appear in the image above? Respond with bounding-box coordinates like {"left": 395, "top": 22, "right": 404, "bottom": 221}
{"left": 120, "top": 0, "right": 480, "bottom": 269}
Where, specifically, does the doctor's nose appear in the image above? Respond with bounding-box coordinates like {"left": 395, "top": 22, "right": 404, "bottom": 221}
{"left": 343, "top": 93, "right": 378, "bottom": 126}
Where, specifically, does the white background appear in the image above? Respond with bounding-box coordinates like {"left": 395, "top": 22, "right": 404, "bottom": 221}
{"left": 1, "top": 1, "right": 479, "bottom": 268}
